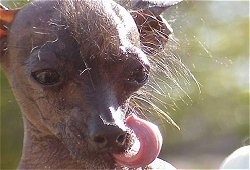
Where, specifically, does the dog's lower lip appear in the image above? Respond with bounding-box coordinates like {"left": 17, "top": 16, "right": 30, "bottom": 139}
{"left": 113, "top": 115, "right": 163, "bottom": 168}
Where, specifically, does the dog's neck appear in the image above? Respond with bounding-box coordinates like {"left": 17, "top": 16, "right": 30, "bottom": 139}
{"left": 19, "top": 119, "right": 79, "bottom": 169}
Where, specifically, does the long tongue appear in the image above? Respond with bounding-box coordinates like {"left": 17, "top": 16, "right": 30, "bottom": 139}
{"left": 113, "top": 115, "right": 163, "bottom": 168}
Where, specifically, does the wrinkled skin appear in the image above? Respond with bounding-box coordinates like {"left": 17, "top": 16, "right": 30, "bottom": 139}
{"left": 0, "top": 0, "right": 181, "bottom": 169}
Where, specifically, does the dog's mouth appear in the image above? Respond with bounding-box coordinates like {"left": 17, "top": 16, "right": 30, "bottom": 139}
{"left": 113, "top": 115, "right": 163, "bottom": 168}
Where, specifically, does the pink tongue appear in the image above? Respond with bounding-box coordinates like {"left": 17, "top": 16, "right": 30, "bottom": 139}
{"left": 113, "top": 115, "right": 163, "bottom": 168}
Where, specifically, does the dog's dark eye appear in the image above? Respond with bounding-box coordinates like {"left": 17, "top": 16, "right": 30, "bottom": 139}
{"left": 127, "top": 67, "right": 149, "bottom": 85}
{"left": 31, "top": 69, "right": 60, "bottom": 85}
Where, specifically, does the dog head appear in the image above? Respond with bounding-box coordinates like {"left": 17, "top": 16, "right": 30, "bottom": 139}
{"left": 0, "top": 0, "right": 181, "bottom": 168}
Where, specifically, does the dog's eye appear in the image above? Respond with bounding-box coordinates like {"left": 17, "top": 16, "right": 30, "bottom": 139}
{"left": 127, "top": 67, "right": 149, "bottom": 85}
{"left": 31, "top": 69, "right": 60, "bottom": 85}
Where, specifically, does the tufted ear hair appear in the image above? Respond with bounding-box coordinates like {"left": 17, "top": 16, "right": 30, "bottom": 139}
{"left": 128, "top": 0, "right": 182, "bottom": 55}
{"left": 0, "top": 4, "right": 19, "bottom": 57}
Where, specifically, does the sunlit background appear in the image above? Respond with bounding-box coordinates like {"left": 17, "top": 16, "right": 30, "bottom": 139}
{"left": 0, "top": 1, "right": 249, "bottom": 169}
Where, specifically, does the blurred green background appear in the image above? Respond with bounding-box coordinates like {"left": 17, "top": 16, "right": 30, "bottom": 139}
{"left": 0, "top": 0, "right": 249, "bottom": 169}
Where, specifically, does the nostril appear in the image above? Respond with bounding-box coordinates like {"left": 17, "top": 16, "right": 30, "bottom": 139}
{"left": 116, "top": 133, "right": 127, "bottom": 146}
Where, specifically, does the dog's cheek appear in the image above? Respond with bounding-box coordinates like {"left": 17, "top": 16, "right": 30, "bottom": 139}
{"left": 52, "top": 108, "right": 91, "bottom": 156}
{"left": 33, "top": 98, "right": 64, "bottom": 132}
{"left": 55, "top": 121, "right": 86, "bottom": 159}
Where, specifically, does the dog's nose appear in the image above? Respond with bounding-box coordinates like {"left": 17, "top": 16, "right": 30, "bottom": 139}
{"left": 90, "top": 125, "right": 128, "bottom": 151}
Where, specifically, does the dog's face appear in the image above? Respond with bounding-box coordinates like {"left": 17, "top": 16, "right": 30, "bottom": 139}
{"left": 0, "top": 0, "right": 180, "bottom": 168}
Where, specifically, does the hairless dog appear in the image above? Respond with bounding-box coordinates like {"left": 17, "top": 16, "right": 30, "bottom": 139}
{"left": 0, "top": 0, "right": 182, "bottom": 169}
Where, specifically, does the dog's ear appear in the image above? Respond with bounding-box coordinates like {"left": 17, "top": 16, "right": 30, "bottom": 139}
{"left": 0, "top": 4, "right": 19, "bottom": 57}
{"left": 130, "top": 0, "right": 182, "bottom": 55}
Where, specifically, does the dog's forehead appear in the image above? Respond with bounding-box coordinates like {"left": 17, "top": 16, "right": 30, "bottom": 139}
{"left": 8, "top": 0, "right": 142, "bottom": 62}
{"left": 60, "top": 0, "right": 141, "bottom": 57}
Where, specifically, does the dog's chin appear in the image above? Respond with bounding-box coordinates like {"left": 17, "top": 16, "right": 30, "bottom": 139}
{"left": 57, "top": 131, "right": 130, "bottom": 169}
{"left": 58, "top": 138, "right": 114, "bottom": 168}
{"left": 72, "top": 150, "right": 117, "bottom": 169}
